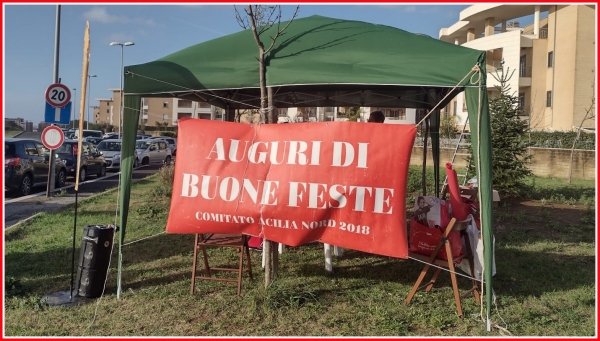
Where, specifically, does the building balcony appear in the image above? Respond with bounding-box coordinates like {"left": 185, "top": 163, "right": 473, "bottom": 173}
{"left": 522, "top": 27, "right": 548, "bottom": 39}
{"left": 519, "top": 66, "right": 532, "bottom": 87}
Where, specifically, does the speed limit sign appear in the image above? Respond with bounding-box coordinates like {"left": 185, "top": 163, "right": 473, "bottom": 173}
{"left": 41, "top": 125, "right": 65, "bottom": 150}
{"left": 45, "top": 83, "right": 71, "bottom": 108}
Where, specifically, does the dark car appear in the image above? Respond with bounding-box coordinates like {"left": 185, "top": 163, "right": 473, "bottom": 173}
{"left": 5, "top": 138, "right": 67, "bottom": 196}
{"left": 54, "top": 140, "right": 106, "bottom": 182}
{"left": 83, "top": 137, "right": 104, "bottom": 146}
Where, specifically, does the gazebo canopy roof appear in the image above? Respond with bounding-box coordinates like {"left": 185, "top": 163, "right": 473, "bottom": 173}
{"left": 124, "top": 15, "right": 486, "bottom": 109}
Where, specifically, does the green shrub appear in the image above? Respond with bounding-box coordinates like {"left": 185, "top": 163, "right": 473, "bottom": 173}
{"left": 528, "top": 131, "right": 595, "bottom": 150}
{"left": 158, "top": 164, "right": 175, "bottom": 188}
{"left": 439, "top": 114, "right": 457, "bottom": 138}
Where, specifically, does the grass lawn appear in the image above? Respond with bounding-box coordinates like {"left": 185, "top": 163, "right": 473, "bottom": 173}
{"left": 4, "top": 167, "right": 596, "bottom": 336}
{"left": 5, "top": 130, "right": 24, "bottom": 138}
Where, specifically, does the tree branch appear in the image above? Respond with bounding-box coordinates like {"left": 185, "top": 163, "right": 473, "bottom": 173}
{"left": 234, "top": 5, "right": 249, "bottom": 30}
{"left": 246, "top": 5, "right": 265, "bottom": 52}
{"left": 264, "top": 5, "right": 299, "bottom": 55}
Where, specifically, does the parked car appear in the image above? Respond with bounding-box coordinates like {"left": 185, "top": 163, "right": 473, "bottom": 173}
{"left": 103, "top": 134, "right": 121, "bottom": 140}
{"left": 96, "top": 139, "right": 139, "bottom": 171}
{"left": 5, "top": 138, "right": 67, "bottom": 196}
{"left": 74, "top": 129, "right": 104, "bottom": 139}
{"left": 54, "top": 140, "right": 106, "bottom": 182}
{"left": 83, "top": 137, "right": 104, "bottom": 146}
{"left": 136, "top": 134, "right": 152, "bottom": 140}
{"left": 150, "top": 136, "right": 177, "bottom": 156}
{"left": 135, "top": 139, "right": 172, "bottom": 165}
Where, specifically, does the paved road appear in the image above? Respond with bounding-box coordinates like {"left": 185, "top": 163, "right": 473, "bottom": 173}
{"left": 4, "top": 163, "right": 164, "bottom": 228}
{"left": 12, "top": 131, "right": 41, "bottom": 140}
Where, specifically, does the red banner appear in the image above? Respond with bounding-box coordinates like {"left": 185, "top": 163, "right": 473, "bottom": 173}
{"left": 166, "top": 119, "right": 416, "bottom": 259}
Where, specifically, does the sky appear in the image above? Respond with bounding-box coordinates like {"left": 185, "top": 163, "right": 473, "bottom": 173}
{"left": 3, "top": 4, "right": 535, "bottom": 125}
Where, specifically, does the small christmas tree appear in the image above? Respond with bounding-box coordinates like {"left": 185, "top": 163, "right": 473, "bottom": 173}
{"left": 487, "top": 64, "right": 533, "bottom": 197}
{"left": 468, "top": 63, "right": 533, "bottom": 197}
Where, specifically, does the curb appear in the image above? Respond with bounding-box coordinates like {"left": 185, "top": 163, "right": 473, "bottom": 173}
{"left": 6, "top": 212, "right": 44, "bottom": 230}
{"left": 5, "top": 168, "right": 155, "bottom": 230}
{"left": 5, "top": 165, "right": 149, "bottom": 204}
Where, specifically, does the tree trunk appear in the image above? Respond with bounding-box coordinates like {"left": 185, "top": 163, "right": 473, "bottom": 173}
{"left": 259, "top": 51, "right": 267, "bottom": 123}
{"left": 268, "top": 86, "right": 274, "bottom": 124}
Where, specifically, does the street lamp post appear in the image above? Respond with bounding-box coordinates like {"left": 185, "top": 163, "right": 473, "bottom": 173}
{"left": 110, "top": 41, "right": 134, "bottom": 138}
{"left": 72, "top": 88, "right": 77, "bottom": 129}
{"left": 86, "top": 74, "right": 96, "bottom": 130}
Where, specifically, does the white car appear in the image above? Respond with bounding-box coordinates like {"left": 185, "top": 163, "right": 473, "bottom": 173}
{"left": 96, "top": 139, "right": 139, "bottom": 171}
{"left": 135, "top": 139, "right": 172, "bottom": 165}
{"left": 150, "top": 136, "right": 177, "bottom": 156}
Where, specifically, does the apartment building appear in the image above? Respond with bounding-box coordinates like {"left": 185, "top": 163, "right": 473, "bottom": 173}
{"left": 440, "top": 4, "right": 595, "bottom": 131}
{"left": 94, "top": 89, "right": 221, "bottom": 127}
{"left": 140, "top": 97, "right": 219, "bottom": 126}
{"left": 92, "top": 89, "right": 425, "bottom": 127}
{"left": 276, "top": 106, "right": 422, "bottom": 124}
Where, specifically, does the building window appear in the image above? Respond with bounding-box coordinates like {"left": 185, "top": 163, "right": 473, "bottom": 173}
{"left": 548, "top": 51, "right": 553, "bottom": 67}
{"left": 106, "top": 109, "right": 109, "bottom": 113}
{"left": 163, "top": 114, "right": 169, "bottom": 121}
{"left": 178, "top": 100, "right": 192, "bottom": 108}
{"left": 519, "top": 55, "right": 527, "bottom": 77}
{"left": 453, "top": 101, "right": 457, "bottom": 116}
{"left": 546, "top": 91, "right": 552, "bottom": 107}
{"left": 163, "top": 101, "right": 169, "bottom": 108}
{"left": 398, "top": 108, "right": 406, "bottom": 120}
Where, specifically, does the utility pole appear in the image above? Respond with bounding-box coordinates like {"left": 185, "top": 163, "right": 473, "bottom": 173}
{"left": 72, "top": 88, "right": 77, "bottom": 129}
{"left": 46, "top": 4, "right": 60, "bottom": 198}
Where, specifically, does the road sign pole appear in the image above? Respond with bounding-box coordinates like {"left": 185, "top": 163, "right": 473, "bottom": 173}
{"left": 47, "top": 5, "right": 61, "bottom": 198}
{"left": 46, "top": 127, "right": 57, "bottom": 198}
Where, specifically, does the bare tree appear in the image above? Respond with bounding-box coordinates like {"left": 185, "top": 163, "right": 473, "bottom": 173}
{"left": 568, "top": 83, "right": 595, "bottom": 184}
{"left": 235, "top": 5, "right": 300, "bottom": 287}
{"left": 235, "top": 5, "right": 299, "bottom": 124}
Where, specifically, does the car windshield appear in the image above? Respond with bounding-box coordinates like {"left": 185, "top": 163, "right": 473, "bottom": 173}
{"left": 55, "top": 143, "right": 73, "bottom": 154}
{"left": 97, "top": 141, "right": 121, "bottom": 151}
{"left": 135, "top": 141, "right": 150, "bottom": 149}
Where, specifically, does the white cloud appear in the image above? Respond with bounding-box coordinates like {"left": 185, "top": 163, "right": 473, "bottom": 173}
{"left": 83, "top": 7, "right": 155, "bottom": 26}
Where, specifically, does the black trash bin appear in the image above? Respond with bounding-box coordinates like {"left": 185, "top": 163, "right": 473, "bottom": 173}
{"left": 75, "top": 224, "right": 116, "bottom": 298}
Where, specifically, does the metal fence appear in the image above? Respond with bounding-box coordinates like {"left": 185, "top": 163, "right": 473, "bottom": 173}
{"left": 413, "top": 137, "right": 595, "bottom": 150}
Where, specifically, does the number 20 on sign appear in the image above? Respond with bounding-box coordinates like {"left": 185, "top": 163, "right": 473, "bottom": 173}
{"left": 45, "top": 83, "right": 71, "bottom": 108}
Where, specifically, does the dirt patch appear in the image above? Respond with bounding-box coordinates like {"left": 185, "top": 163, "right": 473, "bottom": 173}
{"left": 502, "top": 198, "right": 592, "bottom": 224}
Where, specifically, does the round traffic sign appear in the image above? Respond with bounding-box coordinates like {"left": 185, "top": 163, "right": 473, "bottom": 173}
{"left": 41, "top": 126, "right": 65, "bottom": 150}
{"left": 45, "top": 83, "right": 71, "bottom": 108}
